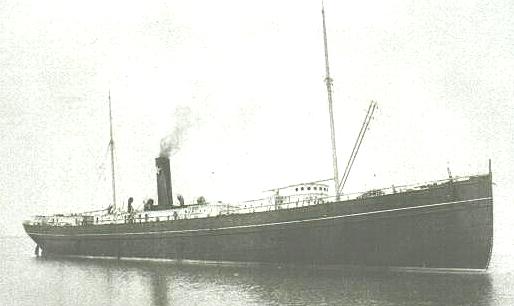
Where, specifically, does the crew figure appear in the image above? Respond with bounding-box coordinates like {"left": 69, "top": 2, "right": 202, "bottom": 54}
{"left": 128, "top": 197, "right": 134, "bottom": 213}
{"left": 144, "top": 199, "right": 154, "bottom": 211}
{"left": 177, "top": 194, "right": 185, "bottom": 206}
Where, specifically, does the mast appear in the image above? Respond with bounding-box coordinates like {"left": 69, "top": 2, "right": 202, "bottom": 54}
{"left": 108, "top": 91, "right": 117, "bottom": 210}
{"left": 322, "top": 3, "right": 340, "bottom": 197}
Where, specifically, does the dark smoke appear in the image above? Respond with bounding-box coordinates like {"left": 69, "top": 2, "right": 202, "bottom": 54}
{"left": 160, "top": 106, "right": 194, "bottom": 157}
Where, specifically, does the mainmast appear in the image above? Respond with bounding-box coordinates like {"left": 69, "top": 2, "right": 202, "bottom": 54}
{"left": 322, "top": 3, "right": 340, "bottom": 197}
{"left": 108, "top": 91, "right": 117, "bottom": 210}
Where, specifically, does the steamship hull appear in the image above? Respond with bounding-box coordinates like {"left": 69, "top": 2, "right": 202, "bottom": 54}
{"left": 23, "top": 174, "right": 493, "bottom": 271}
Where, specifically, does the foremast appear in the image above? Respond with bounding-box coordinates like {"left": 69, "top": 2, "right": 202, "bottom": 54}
{"left": 108, "top": 91, "right": 117, "bottom": 210}
{"left": 322, "top": 3, "right": 340, "bottom": 197}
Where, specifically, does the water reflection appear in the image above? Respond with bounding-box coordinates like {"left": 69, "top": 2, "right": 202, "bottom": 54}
{"left": 149, "top": 269, "right": 169, "bottom": 306}
{"left": 36, "top": 256, "right": 494, "bottom": 306}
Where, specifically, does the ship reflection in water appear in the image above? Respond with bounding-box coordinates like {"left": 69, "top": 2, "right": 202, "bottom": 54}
{"left": 34, "top": 255, "right": 496, "bottom": 306}
{"left": 2, "top": 237, "right": 513, "bottom": 306}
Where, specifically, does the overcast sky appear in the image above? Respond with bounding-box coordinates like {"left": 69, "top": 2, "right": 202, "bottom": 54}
{"left": 1, "top": 0, "right": 513, "bottom": 237}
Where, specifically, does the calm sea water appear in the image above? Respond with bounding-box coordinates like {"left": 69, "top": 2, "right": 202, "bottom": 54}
{"left": 0, "top": 235, "right": 513, "bottom": 306}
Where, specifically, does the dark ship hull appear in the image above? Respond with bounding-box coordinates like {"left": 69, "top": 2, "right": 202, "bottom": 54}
{"left": 24, "top": 173, "right": 493, "bottom": 271}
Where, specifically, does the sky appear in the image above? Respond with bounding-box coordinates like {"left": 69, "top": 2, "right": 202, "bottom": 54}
{"left": 0, "top": 0, "right": 513, "bottom": 238}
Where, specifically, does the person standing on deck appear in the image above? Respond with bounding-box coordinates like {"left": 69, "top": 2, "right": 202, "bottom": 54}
{"left": 127, "top": 197, "right": 134, "bottom": 223}
{"left": 127, "top": 197, "right": 134, "bottom": 213}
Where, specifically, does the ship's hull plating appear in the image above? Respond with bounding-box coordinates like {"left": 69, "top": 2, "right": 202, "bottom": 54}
{"left": 24, "top": 175, "right": 493, "bottom": 270}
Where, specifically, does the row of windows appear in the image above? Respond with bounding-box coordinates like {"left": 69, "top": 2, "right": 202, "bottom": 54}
{"left": 295, "top": 186, "right": 328, "bottom": 192}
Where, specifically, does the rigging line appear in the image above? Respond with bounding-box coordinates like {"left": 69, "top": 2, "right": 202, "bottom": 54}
{"left": 89, "top": 128, "right": 114, "bottom": 212}
{"left": 95, "top": 142, "right": 111, "bottom": 177}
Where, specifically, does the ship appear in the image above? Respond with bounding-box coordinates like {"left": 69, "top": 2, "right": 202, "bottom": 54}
{"left": 23, "top": 5, "right": 493, "bottom": 272}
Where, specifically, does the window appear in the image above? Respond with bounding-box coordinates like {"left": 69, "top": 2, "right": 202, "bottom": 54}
{"left": 314, "top": 187, "right": 317, "bottom": 190}
{"left": 295, "top": 188, "right": 298, "bottom": 192}
{"left": 307, "top": 187, "right": 311, "bottom": 191}
{"left": 301, "top": 187, "right": 304, "bottom": 191}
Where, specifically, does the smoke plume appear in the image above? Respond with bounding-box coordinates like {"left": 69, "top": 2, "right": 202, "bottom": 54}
{"left": 160, "top": 106, "right": 194, "bottom": 157}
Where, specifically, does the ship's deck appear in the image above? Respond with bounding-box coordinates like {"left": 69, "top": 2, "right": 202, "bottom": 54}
{"left": 23, "top": 175, "right": 482, "bottom": 227}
